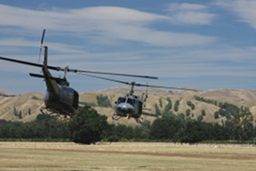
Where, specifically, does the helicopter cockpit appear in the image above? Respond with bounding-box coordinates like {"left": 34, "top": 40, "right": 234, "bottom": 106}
{"left": 116, "top": 97, "right": 126, "bottom": 104}
{"left": 116, "top": 96, "right": 136, "bottom": 106}
{"left": 127, "top": 97, "right": 135, "bottom": 106}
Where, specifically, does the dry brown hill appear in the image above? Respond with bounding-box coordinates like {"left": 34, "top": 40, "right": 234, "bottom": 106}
{"left": 1, "top": 87, "right": 256, "bottom": 126}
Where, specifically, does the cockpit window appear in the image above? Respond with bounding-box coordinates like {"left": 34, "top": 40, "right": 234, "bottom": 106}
{"left": 117, "top": 97, "right": 126, "bottom": 104}
{"left": 127, "top": 98, "right": 135, "bottom": 106}
{"left": 44, "top": 91, "right": 49, "bottom": 100}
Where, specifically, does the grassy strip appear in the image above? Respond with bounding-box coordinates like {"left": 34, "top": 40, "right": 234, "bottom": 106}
{"left": 0, "top": 138, "right": 71, "bottom": 142}
{"left": 1, "top": 138, "right": 256, "bottom": 145}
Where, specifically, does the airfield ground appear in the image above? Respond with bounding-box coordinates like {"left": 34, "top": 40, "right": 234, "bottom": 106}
{"left": 0, "top": 142, "right": 255, "bottom": 171}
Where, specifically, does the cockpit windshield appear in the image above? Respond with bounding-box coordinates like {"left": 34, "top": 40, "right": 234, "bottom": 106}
{"left": 127, "top": 98, "right": 135, "bottom": 106}
{"left": 117, "top": 97, "right": 126, "bottom": 104}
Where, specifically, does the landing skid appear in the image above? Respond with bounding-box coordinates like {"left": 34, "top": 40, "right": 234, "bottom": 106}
{"left": 112, "top": 113, "right": 122, "bottom": 120}
{"left": 111, "top": 113, "right": 129, "bottom": 120}
{"left": 112, "top": 113, "right": 143, "bottom": 124}
{"left": 135, "top": 118, "right": 143, "bottom": 124}
{"left": 40, "top": 106, "right": 53, "bottom": 115}
{"left": 40, "top": 106, "right": 70, "bottom": 118}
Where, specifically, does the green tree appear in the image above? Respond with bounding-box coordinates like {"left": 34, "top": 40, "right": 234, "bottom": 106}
{"left": 197, "top": 115, "right": 204, "bottom": 122}
{"left": 154, "top": 104, "right": 161, "bottom": 116}
{"left": 179, "top": 121, "right": 212, "bottom": 143}
{"left": 159, "top": 98, "right": 163, "bottom": 108}
{"left": 69, "top": 106, "right": 110, "bottom": 144}
{"left": 187, "top": 101, "right": 195, "bottom": 110}
{"left": 162, "top": 110, "right": 175, "bottom": 119}
{"left": 201, "top": 109, "right": 206, "bottom": 116}
{"left": 96, "top": 95, "right": 112, "bottom": 107}
{"left": 149, "top": 116, "right": 183, "bottom": 140}
{"left": 230, "top": 110, "right": 254, "bottom": 140}
{"left": 113, "top": 125, "right": 134, "bottom": 140}
{"left": 164, "top": 98, "right": 172, "bottom": 113}
{"left": 13, "top": 107, "right": 18, "bottom": 116}
{"left": 19, "top": 111, "right": 22, "bottom": 119}
{"left": 174, "top": 100, "right": 180, "bottom": 112}
{"left": 214, "top": 111, "right": 219, "bottom": 119}
{"left": 186, "top": 109, "right": 191, "bottom": 117}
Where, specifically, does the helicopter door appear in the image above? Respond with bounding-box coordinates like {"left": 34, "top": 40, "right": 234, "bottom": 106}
{"left": 60, "top": 87, "right": 73, "bottom": 105}
{"left": 138, "top": 100, "right": 142, "bottom": 114}
{"left": 72, "top": 90, "right": 79, "bottom": 109}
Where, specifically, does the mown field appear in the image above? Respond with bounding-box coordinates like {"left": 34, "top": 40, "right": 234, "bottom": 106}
{"left": 0, "top": 142, "right": 255, "bottom": 171}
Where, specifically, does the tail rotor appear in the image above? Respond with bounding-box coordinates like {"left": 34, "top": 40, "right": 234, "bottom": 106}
{"left": 38, "top": 29, "right": 46, "bottom": 63}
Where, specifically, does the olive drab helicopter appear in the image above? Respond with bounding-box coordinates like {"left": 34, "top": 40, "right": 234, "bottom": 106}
{"left": 79, "top": 73, "right": 197, "bottom": 123}
{"left": 0, "top": 29, "right": 158, "bottom": 117}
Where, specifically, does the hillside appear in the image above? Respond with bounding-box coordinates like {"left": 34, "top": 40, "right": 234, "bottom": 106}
{"left": 1, "top": 87, "right": 256, "bottom": 126}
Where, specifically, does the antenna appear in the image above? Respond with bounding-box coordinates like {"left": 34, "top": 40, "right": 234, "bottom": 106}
{"left": 64, "top": 65, "right": 69, "bottom": 79}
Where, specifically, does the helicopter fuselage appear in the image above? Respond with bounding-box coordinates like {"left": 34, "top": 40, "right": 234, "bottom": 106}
{"left": 39, "top": 47, "right": 79, "bottom": 116}
{"left": 44, "top": 84, "right": 79, "bottom": 116}
{"left": 114, "top": 95, "right": 142, "bottom": 119}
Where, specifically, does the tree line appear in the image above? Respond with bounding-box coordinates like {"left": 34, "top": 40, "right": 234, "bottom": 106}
{"left": 0, "top": 105, "right": 255, "bottom": 144}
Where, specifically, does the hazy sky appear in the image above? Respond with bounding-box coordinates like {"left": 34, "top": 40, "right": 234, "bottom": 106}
{"left": 0, "top": 0, "right": 256, "bottom": 94}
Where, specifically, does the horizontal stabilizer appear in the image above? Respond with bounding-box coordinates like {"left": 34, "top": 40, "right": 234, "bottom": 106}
{"left": 29, "top": 73, "right": 45, "bottom": 78}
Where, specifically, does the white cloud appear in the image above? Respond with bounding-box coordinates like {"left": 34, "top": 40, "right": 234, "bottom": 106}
{"left": 0, "top": 3, "right": 255, "bottom": 92}
{"left": 215, "top": 0, "right": 256, "bottom": 29}
{"left": 165, "top": 3, "right": 216, "bottom": 25}
{"left": 0, "top": 4, "right": 216, "bottom": 47}
{"left": 168, "top": 3, "right": 207, "bottom": 11}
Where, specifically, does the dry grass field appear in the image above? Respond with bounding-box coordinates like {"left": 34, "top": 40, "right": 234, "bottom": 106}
{"left": 0, "top": 142, "right": 255, "bottom": 171}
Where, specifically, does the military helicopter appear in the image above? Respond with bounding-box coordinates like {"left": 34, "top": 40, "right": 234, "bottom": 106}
{"left": 0, "top": 29, "right": 158, "bottom": 117}
{"left": 79, "top": 73, "right": 197, "bottom": 123}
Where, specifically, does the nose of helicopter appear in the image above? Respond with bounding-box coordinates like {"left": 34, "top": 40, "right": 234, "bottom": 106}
{"left": 115, "top": 103, "right": 134, "bottom": 115}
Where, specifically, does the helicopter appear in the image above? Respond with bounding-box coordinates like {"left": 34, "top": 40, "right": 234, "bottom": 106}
{"left": 79, "top": 73, "right": 197, "bottom": 123}
{"left": 0, "top": 29, "right": 158, "bottom": 117}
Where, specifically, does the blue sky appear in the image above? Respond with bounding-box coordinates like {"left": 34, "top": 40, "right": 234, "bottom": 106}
{"left": 0, "top": 0, "right": 256, "bottom": 94}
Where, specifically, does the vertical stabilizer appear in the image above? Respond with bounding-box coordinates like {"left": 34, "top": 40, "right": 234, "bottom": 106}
{"left": 43, "top": 46, "right": 48, "bottom": 67}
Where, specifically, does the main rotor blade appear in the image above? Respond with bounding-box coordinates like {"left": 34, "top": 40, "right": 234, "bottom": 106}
{"left": 0, "top": 56, "right": 61, "bottom": 70}
{"left": 0, "top": 56, "right": 158, "bottom": 79}
{"left": 0, "top": 55, "right": 64, "bottom": 71}
{"left": 79, "top": 73, "right": 132, "bottom": 85}
{"left": 0, "top": 56, "right": 43, "bottom": 68}
{"left": 75, "top": 70, "right": 158, "bottom": 79}
{"left": 134, "top": 83, "right": 198, "bottom": 91}
{"left": 80, "top": 73, "right": 197, "bottom": 91}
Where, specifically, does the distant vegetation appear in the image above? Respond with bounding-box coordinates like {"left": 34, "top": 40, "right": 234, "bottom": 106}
{"left": 187, "top": 101, "right": 195, "bottom": 110}
{"left": 0, "top": 105, "right": 255, "bottom": 144}
{"left": 195, "top": 96, "right": 218, "bottom": 105}
{"left": 0, "top": 93, "right": 15, "bottom": 97}
{"left": 0, "top": 115, "right": 69, "bottom": 141}
{"left": 154, "top": 104, "right": 161, "bottom": 116}
{"left": 195, "top": 96, "right": 245, "bottom": 121}
{"left": 96, "top": 95, "right": 112, "bottom": 107}
{"left": 164, "top": 97, "right": 172, "bottom": 114}
{"left": 31, "top": 96, "right": 40, "bottom": 100}
{"left": 174, "top": 100, "right": 180, "bottom": 112}
{"left": 79, "top": 101, "right": 96, "bottom": 107}
{"left": 1, "top": 93, "right": 256, "bottom": 144}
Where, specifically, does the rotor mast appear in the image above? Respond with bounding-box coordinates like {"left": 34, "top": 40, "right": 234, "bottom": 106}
{"left": 129, "top": 82, "right": 135, "bottom": 95}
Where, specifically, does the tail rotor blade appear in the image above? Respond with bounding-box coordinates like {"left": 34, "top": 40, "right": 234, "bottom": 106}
{"left": 41, "top": 29, "right": 46, "bottom": 45}
{"left": 38, "top": 29, "right": 46, "bottom": 63}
